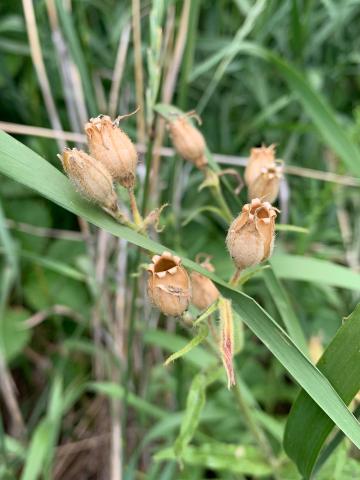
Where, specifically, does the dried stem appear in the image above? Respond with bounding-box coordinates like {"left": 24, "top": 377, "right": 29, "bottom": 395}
{"left": 109, "top": 23, "right": 131, "bottom": 118}
{"left": 128, "top": 189, "right": 144, "bottom": 228}
{"left": 0, "top": 354, "right": 25, "bottom": 438}
{"left": 150, "top": 0, "right": 191, "bottom": 198}
{"left": 22, "top": 0, "right": 66, "bottom": 150}
{"left": 131, "top": 0, "right": 146, "bottom": 143}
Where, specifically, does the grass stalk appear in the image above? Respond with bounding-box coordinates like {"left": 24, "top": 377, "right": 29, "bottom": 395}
{"left": 131, "top": 0, "right": 146, "bottom": 143}
{"left": 22, "top": 0, "right": 66, "bottom": 150}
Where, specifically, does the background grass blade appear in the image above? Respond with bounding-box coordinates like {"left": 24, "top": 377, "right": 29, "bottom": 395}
{"left": 1, "top": 131, "right": 360, "bottom": 452}
{"left": 190, "top": 41, "right": 360, "bottom": 178}
{"left": 270, "top": 254, "right": 360, "bottom": 291}
{"left": 262, "top": 266, "right": 308, "bottom": 355}
{"left": 284, "top": 304, "right": 360, "bottom": 478}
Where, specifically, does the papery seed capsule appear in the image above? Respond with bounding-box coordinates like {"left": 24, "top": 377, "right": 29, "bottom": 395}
{"left": 59, "top": 148, "right": 118, "bottom": 211}
{"left": 85, "top": 114, "right": 138, "bottom": 189}
{"left": 191, "top": 259, "right": 219, "bottom": 311}
{"left": 168, "top": 113, "right": 207, "bottom": 170}
{"left": 244, "top": 144, "right": 276, "bottom": 187}
{"left": 147, "top": 252, "right": 191, "bottom": 317}
{"left": 226, "top": 198, "right": 278, "bottom": 271}
{"left": 248, "top": 163, "right": 283, "bottom": 203}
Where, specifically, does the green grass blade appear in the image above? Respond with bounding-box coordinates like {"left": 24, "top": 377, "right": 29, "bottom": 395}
{"left": 88, "top": 382, "right": 165, "bottom": 419}
{"left": 164, "top": 324, "right": 209, "bottom": 366}
{"left": 262, "top": 266, "right": 308, "bottom": 355}
{"left": 174, "top": 373, "right": 206, "bottom": 460}
{"left": 283, "top": 304, "right": 360, "bottom": 478}
{"left": 20, "top": 420, "right": 53, "bottom": 480}
{"left": 271, "top": 254, "right": 360, "bottom": 291}
{"left": 0, "top": 131, "right": 360, "bottom": 452}
{"left": 0, "top": 247, "right": 86, "bottom": 281}
{"left": 190, "top": 41, "right": 360, "bottom": 177}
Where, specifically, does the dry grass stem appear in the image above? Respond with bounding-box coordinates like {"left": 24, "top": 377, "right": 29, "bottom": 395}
{"left": 109, "top": 23, "right": 131, "bottom": 118}
{"left": 22, "top": 0, "right": 66, "bottom": 150}
{"left": 131, "top": 0, "right": 146, "bottom": 143}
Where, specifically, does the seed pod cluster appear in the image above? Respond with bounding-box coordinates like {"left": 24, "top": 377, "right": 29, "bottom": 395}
{"left": 85, "top": 115, "right": 138, "bottom": 189}
{"left": 226, "top": 198, "right": 278, "bottom": 271}
{"left": 244, "top": 144, "right": 283, "bottom": 203}
{"left": 59, "top": 112, "right": 138, "bottom": 213}
{"left": 59, "top": 148, "right": 118, "bottom": 212}
{"left": 167, "top": 113, "right": 207, "bottom": 170}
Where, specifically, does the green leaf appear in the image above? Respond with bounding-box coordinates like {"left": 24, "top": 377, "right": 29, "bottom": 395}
{"left": 262, "top": 266, "right": 308, "bottom": 355}
{"left": 21, "top": 420, "right": 54, "bottom": 480}
{"left": 164, "top": 324, "right": 209, "bottom": 366}
{"left": 0, "top": 308, "right": 31, "bottom": 362}
{"left": 144, "top": 329, "right": 215, "bottom": 369}
{"left": 155, "top": 443, "right": 272, "bottom": 477}
{"left": 271, "top": 254, "right": 360, "bottom": 291}
{"left": 284, "top": 304, "right": 360, "bottom": 478}
{"left": 88, "top": 382, "right": 165, "bottom": 419}
{"left": 0, "top": 131, "right": 360, "bottom": 452}
{"left": 174, "top": 373, "right": 206, "bottom": 460}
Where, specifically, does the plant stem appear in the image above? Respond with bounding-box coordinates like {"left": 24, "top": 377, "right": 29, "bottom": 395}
{"left": 128, "top": 188, "right": 143, "bottom": 227}
{"left": 210, "top": 184, "right": 233, "bottom": 224}
{"left": 229, "top": 267, "right": 242, "bottom": 286}
{"left": 141, "top": 139, "right": 154, "bottom": 216}
{"left": 106, "top": 206, "right": 141, "bottom": 232}
{"left": 131, "top": 0, "right": 146, "bottom": 143}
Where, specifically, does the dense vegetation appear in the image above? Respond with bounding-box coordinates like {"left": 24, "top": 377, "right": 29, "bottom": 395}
{"left": 0, "top": 1, "right": 359, "bottom": 479}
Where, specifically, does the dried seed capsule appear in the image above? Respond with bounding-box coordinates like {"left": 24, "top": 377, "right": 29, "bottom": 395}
{"left": 226, "top": 198, "right": 278, "bottom": 271}
{"left": 248, "top": 163, "right": 283, "bottom": 203}
{"left": 168, "top": 113, "right": 207, "bottom": 169}
{"left": 191, "top": 259, "right": 219, "bottom": 311}
{"left": 244, "top": 144, "right": 276, "bottom": 187}
{"left": 85, "top": 114, "right": 138, "bottom": 189}
{"left": 147, "top": 252, "right": 191, "bottom": 317}
{"left": 59, "top": 148, "right": 118, "bottom": 212}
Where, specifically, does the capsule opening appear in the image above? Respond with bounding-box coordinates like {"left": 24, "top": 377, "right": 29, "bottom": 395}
{"left": 154, "top": 258, "right": 177, "bottom": 273}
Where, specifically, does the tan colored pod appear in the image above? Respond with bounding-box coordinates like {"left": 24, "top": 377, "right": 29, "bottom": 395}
{"left": 147, "top": 252, "right": 191, "bottom": 317}
{"left": 226, "top": 198, "right": 278, "bottom": 271}
{"left": 85, "top": 114, "right": 138, "bottom": 189}
{"left": 168, "top": 114, "right": 207, "bottom": 169}
{"left": 244, "top": 144, "right": 276, "bottom": 187}
{"left": 59, "top": 148, "right": 118, "bottom": 211}
{"left": 191, "top": 259, "right": 219, "bottom": 311}
{"left": 248, "top": 163, "right": 283, "bottom": 203}
{"left": 308, "top": 335, "right": 324, "bottom": 364}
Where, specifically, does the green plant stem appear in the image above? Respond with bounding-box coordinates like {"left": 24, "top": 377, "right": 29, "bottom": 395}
{"left": 233, "top": 379, "right": 280, "bottom": 479}
{"left": 106, "top": 206, "right": 140, "bottom": 232}
{"left": 210, "top": 184, "right": 233, "bottom": 224}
